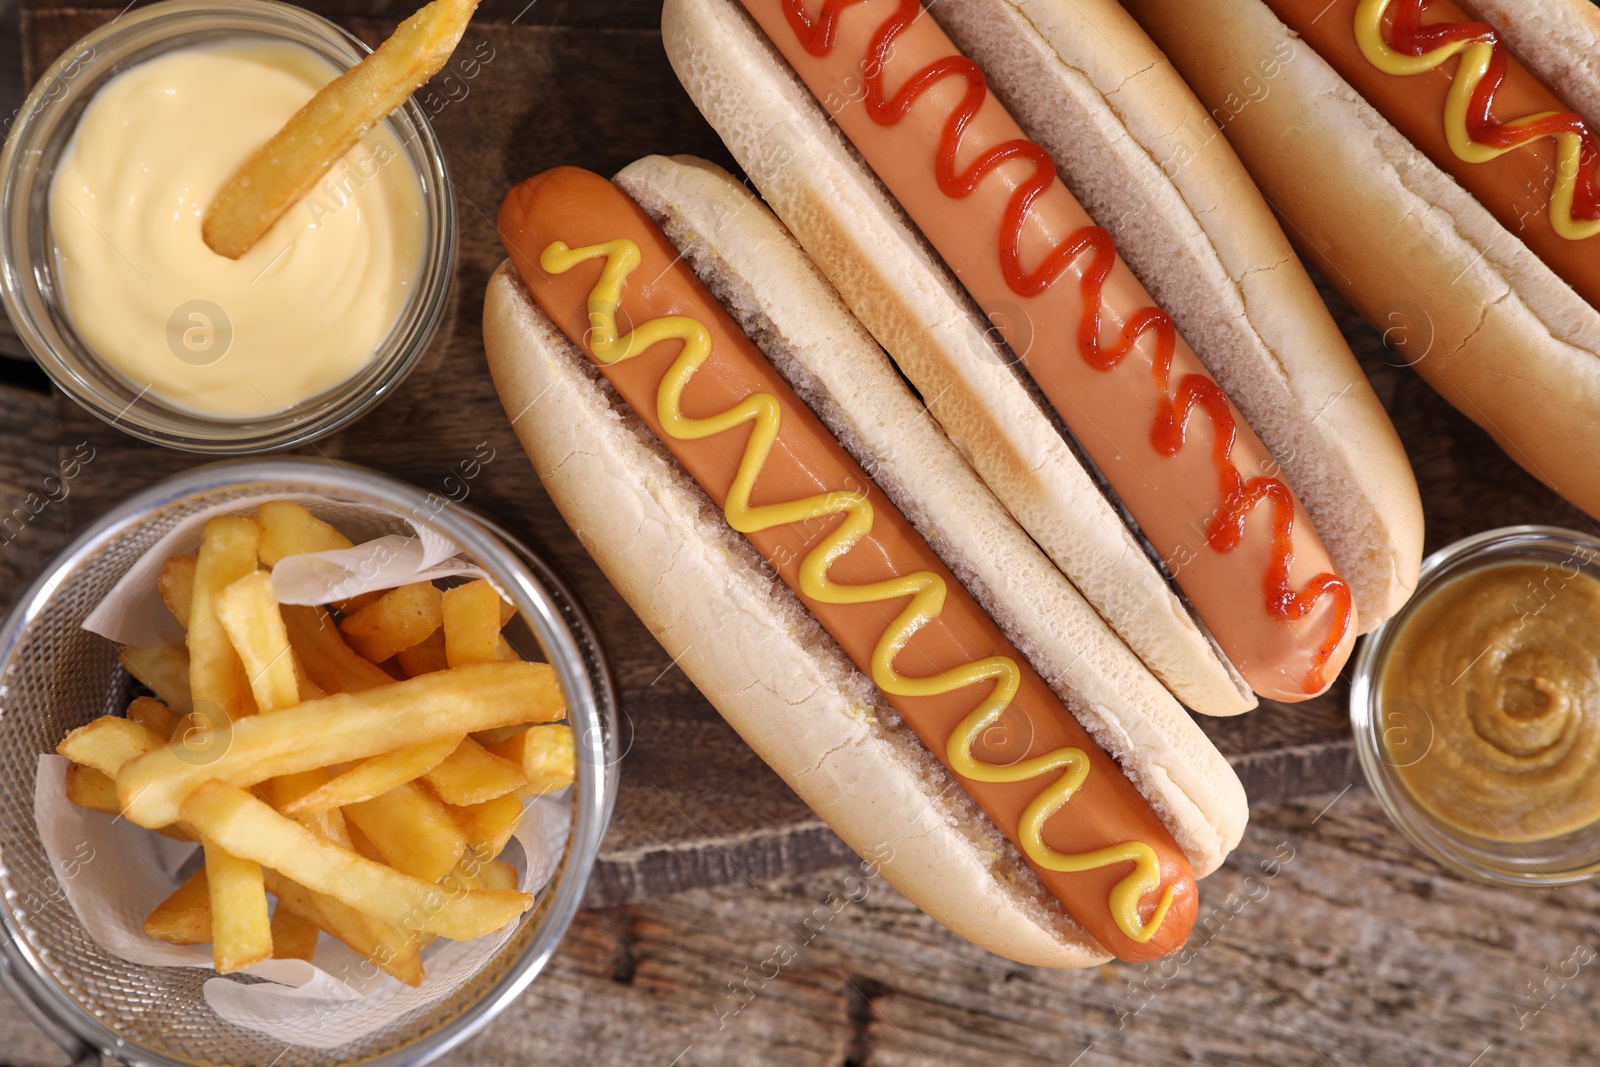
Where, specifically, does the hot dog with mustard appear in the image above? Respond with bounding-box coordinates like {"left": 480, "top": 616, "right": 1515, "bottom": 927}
{"left": 485, "top": 156, "right": 1249, "bottom": 965}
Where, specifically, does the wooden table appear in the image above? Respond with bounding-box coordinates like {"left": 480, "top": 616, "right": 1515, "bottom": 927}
{"left": 0, "top": 1, "right": 1598, "bottom": 1063}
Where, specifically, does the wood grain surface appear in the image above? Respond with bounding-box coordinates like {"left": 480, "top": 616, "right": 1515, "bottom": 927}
{"left": 1, "top": 2, "right": 1599, "bottom": 1064}
{"left": 0, "top": 753, "right": 1596, "bottom": 1066}
{"left": 15, "top": 0, "right": 1595, "bottom": 913}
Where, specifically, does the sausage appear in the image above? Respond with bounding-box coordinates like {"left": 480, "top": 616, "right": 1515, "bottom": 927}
{"left": 738, "top": 0, "right": 1356, "bottom": 700}
{"left": 499, "top": 165, "right": 1199, "bottom": 960}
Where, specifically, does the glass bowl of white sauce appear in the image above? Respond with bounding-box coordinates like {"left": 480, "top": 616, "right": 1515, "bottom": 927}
{"left": 0, "top": 0, "right": 456, "bottom": 452}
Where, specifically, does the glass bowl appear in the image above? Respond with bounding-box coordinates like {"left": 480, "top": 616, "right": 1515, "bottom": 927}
{"left": 1351, "top": 524, "right": 1600, "bottom": 886}
{"left": 0, "top": 0, "right": 456, "bottom": 452}
{"left": 0, "top": 458, "right": 618, "bottom": 1067}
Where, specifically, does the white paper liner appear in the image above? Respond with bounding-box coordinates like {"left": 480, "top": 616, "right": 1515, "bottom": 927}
{"left": 42, "top": 491, "right": 572, "bottom": 1049}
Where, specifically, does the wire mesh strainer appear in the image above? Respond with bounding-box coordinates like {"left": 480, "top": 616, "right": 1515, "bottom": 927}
{"left": 0, "top": 458, "right": 619, "bottom": 1067}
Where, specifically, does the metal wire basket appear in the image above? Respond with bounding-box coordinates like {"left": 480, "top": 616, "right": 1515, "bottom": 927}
{"left": 0, "top": 458, "right": 619, "bottom": 1067}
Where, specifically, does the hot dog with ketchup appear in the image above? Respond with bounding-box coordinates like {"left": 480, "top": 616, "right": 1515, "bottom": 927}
{"left": 1122, "top": 0, "right": 1600, "bottom": 519}
{"left": 662, "top": 0, "right": 1423, "bottom": 712}
{"left": 486, "top": 156, "right": 1248, "bottom": 965}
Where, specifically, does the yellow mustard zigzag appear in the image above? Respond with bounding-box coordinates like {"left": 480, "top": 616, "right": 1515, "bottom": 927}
{"left": 1355, "top": 0, "right": 1600, "bottom": 240}
{"left": 539, "top": 236, "right": 1173, "bottom": 942}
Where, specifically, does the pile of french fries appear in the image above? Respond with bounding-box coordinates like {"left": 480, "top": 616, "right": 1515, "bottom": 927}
{"left": 57, "top": 502, "right": 575, "bottom": 986}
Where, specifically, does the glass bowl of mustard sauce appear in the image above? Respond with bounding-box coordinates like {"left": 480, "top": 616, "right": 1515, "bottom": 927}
{"left": 0, "top": 0, "right": 456, "bottom": 453}
{"left": 1352, "top": 525, "right": 1600, "bottom": 886}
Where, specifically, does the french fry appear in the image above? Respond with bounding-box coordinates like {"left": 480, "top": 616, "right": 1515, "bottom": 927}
{"left": 446, "top": 856, "right": 516, "bottom": 895}
{"left": 64, "top": 763, "right": 120, "bottom": 814}
{"left": 345, "top": 821, "right": 387, "bottom": 864}
{"left": 442, "top": 579, "right": 510, "bottom": 668}
{"left": 439, "top": 865, "right": 479, "bottom": 894}
{"left": 257, "top": 501, "right": 352, "bottom": 566}
{"left": 259, "top": 771, "right": 354, "bottom": 848}
{"left": 121, "top": 644, "right": 193, "bottom": 717}
{"left": 494, "top": 594, "right": 521, "bottom": 659}
{"left": 263, "top": 870, "right": 423, "bottom": 986}
{"left": 281, "top": 737, "right": 458, "bottom": 815}
{"left": 283, "top": 604, "right": 396, "bottom": 694}
{"left": 57, "top": 716, "right": 166, "bottom": 778}
{"left": 443, "top": 857, "right": 518, "bottom": 894}
{"left": 339, "top": 582, "right": 443, "bottom": 664}
{"left": 203, "top": 839, "right": 272, "bottom": 973}
{"left": 167, "top": 710, "right": 233, "bottom": 769}
{"left": 63, "top": 716, "right": 213, "bottom": 840}
{"left": 117, "top": 662, "right": 564, "bottom": 829}
{"left": 344, "top": 782, "right": 468, "bottom": 882}
{"left": 215, "top": 576, "right": 361, "bottom": 849}
{"left": 476, "top": 859, "right": 518, "bottom": 893}
{"left": 448, "top": 792, "right": 524, "bottom": 862}
{"left": 336, "top": 579, "right": 438, "bottom": 662}
{"left": 181, "top": 782, "right": 533, "bottom": 941}
{"left": 214, "top": 569, "right": 353, "bottom": 846}
{"left": 422, "top": 738, "right": 527, "bottom": 806}
{"left": 472, "top": 724, "right": 526, "bottom": 746}
{"left": 270, "top": 905, "right": 321, "bottom": 962}
{"left": 336, "top": 590, "right": 385, "bottom": 617}
{"left": 258, "top": 501, "right": 379, "bottom": 614}
{"left": 487, "top": 723, "right": 576, "bottom": 797}
{"left": 295, "top": 658, "right": 326, "bottom": 702}
{"left": 160, "top": 555, "right": 197, "bottom": 629}
{"left": 144, "top": 868, "right": 211, "bottom": 945}
{"left": 189, "top": 517, "right": 262, "bottom": 724}
{"left": 201, "top": 0, "right": 481, "bottom": 259}
{"left": 126, "top": 696, "right": 178, "bottom": 740}
{"left": 397, "top": 628, "right": 449, "bottom": 677}
{"left": 216, "top": 571, "right": 299, "bottom": 713}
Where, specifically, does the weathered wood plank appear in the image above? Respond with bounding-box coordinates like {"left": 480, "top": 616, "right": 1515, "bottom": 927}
{"left": 0, "top": 790, "right": 1591, "bottom": 1066}
{"left": 0, "top": 381, "right": 67, "bottom": 614}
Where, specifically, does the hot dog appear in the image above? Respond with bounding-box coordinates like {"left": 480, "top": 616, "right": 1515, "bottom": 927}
{"left": 1271, "top": 0, "right": 1600, "bottom": 309}
{"left": 1121, "top": 0, "right": 1600, "bottom": 519}
{"left": 662, "top": 0, "right": 1423, "bottom": 711}
{"left": 485, "top": 156, "right": 1248, "bottom": 965}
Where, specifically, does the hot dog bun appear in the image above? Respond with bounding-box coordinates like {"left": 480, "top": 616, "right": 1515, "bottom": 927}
{"left": 1121, "top": 0, "right": 1600, "bottom": 519}
{"left": 484, "top": 155, "right": 1246, "bottom": 966}
{"left": 662, "top": 0, "right": 1422, "bottom": 713}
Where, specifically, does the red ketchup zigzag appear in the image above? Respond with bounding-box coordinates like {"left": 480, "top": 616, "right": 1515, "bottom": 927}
{"left": 781, "top": 0, "right": 1352, "bottom": 691}
{"left": 1386, "top": 0, "right": 1600, "bottom": 222}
